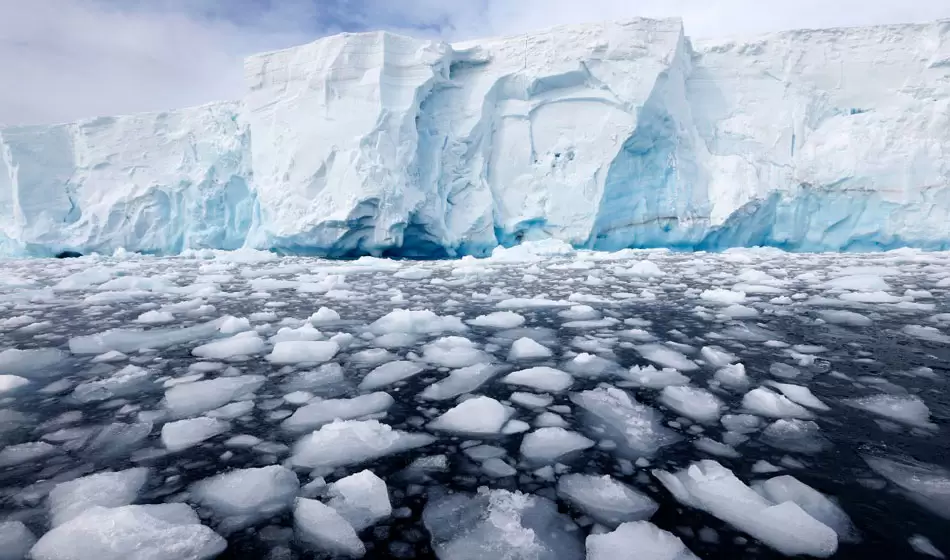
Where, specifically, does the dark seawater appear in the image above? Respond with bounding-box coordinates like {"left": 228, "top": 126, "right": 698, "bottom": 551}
{"left": 1, "top": 247, "right": 949, "bottom": 559}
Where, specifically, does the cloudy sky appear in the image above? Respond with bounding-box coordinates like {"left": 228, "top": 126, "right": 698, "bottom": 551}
{"left": 3, "top": 0, "right": 949, "bottom": 126}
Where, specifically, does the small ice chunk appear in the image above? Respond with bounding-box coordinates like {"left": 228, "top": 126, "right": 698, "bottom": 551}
{"left": 0, "top": 348, "right": 66, "bottom": 377}
{"left": 721, "top": 414, "right": 763, "bottom": 434}
{"left": 191, "top": 465, "right": 299, "bottom": 534}
{"left": 535, "top": 411, "right": 568, "bottom": 428}
{"left": 694, "top": 437, "right": 740, "bottom": 458}
{"left": 761, "top": 419, "right": 827, "bottom": 454}
{"left": 510, "top": 392, "right": 554, "bottom": 409}
{"left": 659, "top": 386, "right": 724, "bottom": 423}
{"left": 358, "top": 361, "right": 424, "bottom": 391}
{"left": 753, "top": 475, "right": 858, "bottom": 542}
{"left": 769, "top": 362, "right": 801, "bottom": 379}
{"left": 192, "top": 332, "right": 265, "bottom": 360}
{"left": 700, "top": 346, "right": 738, "bottom": 368}
{"left": 0, "top": 521, "right": 36, "bottom": 560}
{"left": 267, "top": 341, "right": 339, "bottom": 364}
{"left": 422, "top": 336, "right": 489, "bottom": 368}
{"left": 714, "top": 363, "right": 749, "bottom": 389}
{"left": 508, "top": 337, "right": 554, "bottom": 361}
{"left": 742, "top": 387, "right": 814, "bottom": 419}
{"left": 0, "top": 374, "right": 29, "bottom": 394}
{"left": 752, "top": 460, "right": 782, "bottom": 474}
{"left": 571, "top": 386, "right": 680, "bottom": 457}
{"left": 294, "top": 498, "right": 365, "bottom": 558}
{"left": 520, "top": 427, "right": 594, "bottom": 464}
{"left": 502, "top": 366, "right": 573, "bottom": 392}
{"left": 818, "top": 310, "right": 872, "bottom": 327}
{"left": 423, "top": 488, "right": 583, "bottom": 560}
{"left": 428, "top": 396, "right": 511, "bottom": 435}
{"left": 370, "top": 309, "right": 466, "bottom": 335}
{"left": 309, "top": 307, "right": 341, "bottom": 324}
{"left": 823, "top": 275, "right": 890, "bottom": 292}
{"left": 654, "top": 460, "right": 837, "bottom": 557}
{"left": 0, "top": 441, "right": 59, "bottom": 467}
{"left": 29, "top": 504, "right": 226, "bottom": 560}
{"left": 72, "top": 364, "right": 153, "bottom": 403}
{"left": 91, "top": 350, "right": 127, "bottom": 363}
{"left": 562, "top": 353, "right": 621, "bottom": 378}
{"left": 622, "top": 365, "right": 689, "bottom": 389}
{"left": 161, "top": 417, "right": 230, "bottom": 451}
{"left": 48, "top": 468, "right": 149, "bottom": 526}
{"left": 636, "top": 345, "right": 698, "bottom": 372}
{"left": 326, "top": 470, "right": 392, "bottom": 531}
{"left": 864, "top": 455, "right": 950, "bottom": 520}
{"left": 164, "top": 375, "right": 265, "bottom": 418}
{"left": 467, "top": 312, "right": 525, "bottom": 329}
{"left": 558, "top": 474, "right": 658, "bottom": 527}
{"left": 909, "top": 535, "right": 945, "bottom": 559}
{"left": 845, "top": 394, "right": 936, "bottom": 429}
{"left": 766, "top": 382, "right": 830, "bottom": 411}
{"left": 700, "top": 289, "right": 746, "bottom": 305}
{"left": 136, "top": 310, "right": 175, "bottom": 324}
{"left": 419, "top": 363, "right": 499, "bottom": 400}
{"left": 281, "top": 392, "right": 395, "bottom": 432}
{"left": 585, "top": 521, "right": 698, "bottom": 560}
{"left": 290, "top": 420, "right": 434, "bottom": 470}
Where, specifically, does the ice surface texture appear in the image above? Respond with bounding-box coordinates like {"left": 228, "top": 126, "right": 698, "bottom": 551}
{"left": 2, "top": 18, "right": 950, "bottom": 257}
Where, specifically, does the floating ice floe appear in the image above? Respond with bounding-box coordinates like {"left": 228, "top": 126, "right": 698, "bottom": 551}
{"left": 294, "top": 498, "right": 365, "bottom": 558}
{"left": 502, "top": 366, "right": 573, "bottom": 392}
{"left": 520, "top": 427, "right": 594, "bottom": 464}
{"left": 29, "top": 504, "right": 226, "bottom": 560}
{"left": 557, "top": 474, "right": 658, "bottom": 528}
{"left": 742, "top": 387, "right": 815, "bottom": 419}
{"left": 267, "top": 340, "right": 339, "bottom": 364}
{"left": 418, "top": 363, "right": 499, "bottom": 401}
{"left": 281, "top": 392, "right": 394, "bottom": 432}
{"left": 428, "top": 396, "right": 512, "bottom": 435}
{"left": 48, "top": 468, "right": 149, "bottom": 527}
{"left": 845, "top": 394, "right": 935, "bottom": 429}
{"left": 370, "top": 309, "right": 466, "bottom": 335}
{"left": 164, "top": 375, "right": 265, "bottom": 417}
{"left": 358, "top": 361, "right": 424, "bottom": 391}
{"left": 161, "top": 417, "right": 230, "bottom": 451}
{"left": 467, "top": 311, "right": 526, "bottom": 329}
{"left": 659, "top": 386, "right": 724, "bottom": 423}
{"left": 654, "top": 460, "right": 838, "bottom": 557}
{"left": 621, "top": 365, "right": 689, "bottom": 389}
{"left": 290, "top": 420, "right": 434, "bottom": 470}
{"left": 190, "top": 465, "right": 299, "bottom": 534}
{"left": 571, "top": 386, "right": 680, "bottom": 457}
{"left": 636, "top": 344, "right": 699, "bottom": 372}
{"left": 422, "top": 336, "right": 491, "bottom": 368}
{"left": 586, "top": 521, "right": 699, "bottom": 560}
{"left": 326, "top": 469, "right": 392, "bottom": 531}
{"left": 423, "top": 488, "right": 584, "bottom": 560}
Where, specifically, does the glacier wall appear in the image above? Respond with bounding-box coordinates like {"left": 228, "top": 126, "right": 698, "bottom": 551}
{"left": 1, "top": 18, "right": 948, "bottom": 256}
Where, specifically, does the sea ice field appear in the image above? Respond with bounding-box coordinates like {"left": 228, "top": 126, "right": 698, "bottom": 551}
{"left": 1, "top": 241, "right": 950, "bottom": 559}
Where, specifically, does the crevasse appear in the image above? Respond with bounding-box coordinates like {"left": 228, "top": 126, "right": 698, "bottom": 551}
{"left": 1, "top": 18, "right": 948, "bottom": 257}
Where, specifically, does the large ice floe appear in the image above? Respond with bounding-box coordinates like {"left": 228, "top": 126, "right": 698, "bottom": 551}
{"left": 2, "top": 18, "right": 950, "bottom": 256}
{"left": 1, "top": 240, "right": 950, "bottom": 558}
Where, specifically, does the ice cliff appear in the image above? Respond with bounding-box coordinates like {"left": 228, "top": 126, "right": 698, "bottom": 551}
{"left": 1, "top": 18, "right": 948, "bottom": 257}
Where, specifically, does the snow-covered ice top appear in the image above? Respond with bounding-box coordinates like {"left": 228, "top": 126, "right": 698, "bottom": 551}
{"left": 2, "top": 18, "right": 950, "bottom": 256}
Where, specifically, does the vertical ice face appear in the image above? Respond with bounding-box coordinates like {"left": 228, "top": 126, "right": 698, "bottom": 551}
{"left": 1, "top": 18, "right": 950, "bottom": 256}
{"left": 689, "top": 21, "right": 950, "bottom": 250}
{"left": 0, "top": 102, "right": 253, "bottom": 255}
{"left": 243, "top": 31, "right": 453, "bottom": 256}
